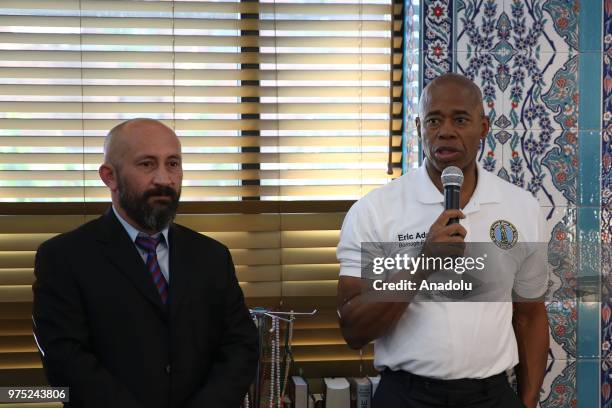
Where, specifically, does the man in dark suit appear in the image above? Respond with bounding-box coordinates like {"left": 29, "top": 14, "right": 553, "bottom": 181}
{"left": 32, "top": 118, "right": 259, "bottom": 408}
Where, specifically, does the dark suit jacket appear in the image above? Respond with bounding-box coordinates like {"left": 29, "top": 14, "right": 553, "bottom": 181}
{"left": 32, "top": 209, "right": 259, "bottom": 408}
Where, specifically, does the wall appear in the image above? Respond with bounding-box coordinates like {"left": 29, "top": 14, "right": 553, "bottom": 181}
{"left": 420, "top": 0, "right": 608, "bottom": 406}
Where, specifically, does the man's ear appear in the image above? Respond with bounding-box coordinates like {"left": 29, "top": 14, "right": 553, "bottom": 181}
{"left": 480, "top": 115, "right": 490, "bottom": 140}
{"left": 99, "top": 164, "right": 118, "bottom": 191}
{"left": 415, "top": 117, "right": 421, "bottom": 140}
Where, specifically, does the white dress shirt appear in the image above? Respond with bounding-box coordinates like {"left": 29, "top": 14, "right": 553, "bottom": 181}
{"left": 112, "top": 206, "right": 170, "bottom": 282}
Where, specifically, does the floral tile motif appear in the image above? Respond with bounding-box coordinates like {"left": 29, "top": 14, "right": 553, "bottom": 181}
{"left": 538, "top": 58, "right": 579, "bottom": 207}
{"left": 423, "top": 0, "right": 453, "bottom": 86}
{"left": 501, "top": 53, "right": 578, "bottom": 207}
{"left": 533, "top": 0, "right": 578, "bottom": 53}
{"left": 454, "top": 51, "right": 506, "bottom": 178}
{"left": 521, "top": 52, "right": 579, "bottom": 132}
{"left": 603, "top": 286, "right": 612, "bottom": 407}
{"left": 501, "top": 0, "right": 578, "bottom": 54}
{"left": 547, "top": 301, "right": 577, "bottom": 361}
{"left": 425, "top": 1, "right": 588, "bottom": 404}
{"left": 603, "top": 2, "right": 612, "bottom": 407}
{"left": 490, "top": 114, "right": 518, "bottom": 182}
{"left": 456, "top": 0, "right": 578, "bottom": 209}
{"left": 496, "top": 124, "right": 576, "bottom": 209}
{"left": 478, "top": 133, "right": 505, "bottom": 175}
{"left": 603, "top": 3, "right": 612, "bottom": 242}
{"left": 456, "top": 0, "right": 503, "bottom": 53}
{"left": 479, "top": 131, "right": 505, "bottom": 176}
{"left": 536, "top": 152, "right": 576, "bottom": 210}
{"left": 540, "top": 359, "right": 577, "bottom": 408}
{"left": 454, "top": 49, "right": 506, "bottom": 175}
{"left": 604, "top": 151, "right": 612, "bottom": 246}
{"left": 497, "top": 128, "right": 542, "bottom": 198}
{"left": 542, "top": 206, "right": 578, "bottom": 360}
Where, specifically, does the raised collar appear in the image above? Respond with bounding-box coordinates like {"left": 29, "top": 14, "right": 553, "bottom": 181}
{"left": 413, "top": 161, "right": 501, "bottom": 209}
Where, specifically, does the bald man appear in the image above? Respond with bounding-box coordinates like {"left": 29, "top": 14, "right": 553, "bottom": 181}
{"left": 32, "top": 119, "right": 258, "bottom": 408}
{"left": 337, "top": 74, "right": 549, "bottom": 407}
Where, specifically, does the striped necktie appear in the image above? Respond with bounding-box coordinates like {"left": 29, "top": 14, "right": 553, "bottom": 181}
{"left": 135, "top": 234, "right": 168, "bottom": 304}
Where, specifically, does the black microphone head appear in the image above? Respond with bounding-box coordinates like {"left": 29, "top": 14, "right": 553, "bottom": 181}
{"left": 441, "top": 166, "right": 464, "bottom": 188}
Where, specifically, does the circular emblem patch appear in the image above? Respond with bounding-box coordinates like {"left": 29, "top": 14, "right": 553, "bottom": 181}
{"left": 489, "top": 220, "right": 518, "bottom": 249}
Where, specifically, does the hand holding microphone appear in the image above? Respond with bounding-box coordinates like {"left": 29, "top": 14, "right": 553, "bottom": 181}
{"left": 422, "top": 166, "right": 466, "bottom": 262}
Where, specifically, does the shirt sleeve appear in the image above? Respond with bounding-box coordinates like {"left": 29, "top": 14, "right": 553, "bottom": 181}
{"left": 513, "top": 205, "right": 549, "bottom": 299}
{"left": 336, "top": 199, "right": 379, "bottom": 278}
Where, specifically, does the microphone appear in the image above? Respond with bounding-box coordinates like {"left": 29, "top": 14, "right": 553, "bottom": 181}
{"left": 441, "top": 166, "right": 464, "bottom": 225}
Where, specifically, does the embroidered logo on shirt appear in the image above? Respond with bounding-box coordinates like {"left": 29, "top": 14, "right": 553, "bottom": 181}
{"left": 489, "top": 220, "right": 518, "bottom": 249}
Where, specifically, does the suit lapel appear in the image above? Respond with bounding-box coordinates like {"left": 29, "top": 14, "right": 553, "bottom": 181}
{"left": 97, "top": 209, "right": 167, "bottom": 316}
{"left": 168, "top": 225, "right": 191, "bottom": 320}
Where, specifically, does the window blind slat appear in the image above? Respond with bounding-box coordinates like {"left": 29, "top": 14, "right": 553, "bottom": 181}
{"left": 0, "top": 0, "right": 412, "bottom": 385}
{"left": 0, "top": 0, "right": 401, "bottom": 201}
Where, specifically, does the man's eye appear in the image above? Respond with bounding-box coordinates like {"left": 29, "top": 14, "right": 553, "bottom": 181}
{"left": 426, "top": 118, "right": 439, "bottom": 125}
{"left": 168, "top": 161, "right": 180, "bottom": 168}
{"left": 455, "top": 117, "right": 468, "bottom": 124}
{"left": 140, "top": 161, "right": 153, "bottom": 167}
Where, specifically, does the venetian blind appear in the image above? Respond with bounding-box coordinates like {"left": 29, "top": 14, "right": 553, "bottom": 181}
{"left": 0, "top": 203, "right": 376, "bottom": 389}
{"left": 0, "top": 0, "right": 403, "bottom": 202}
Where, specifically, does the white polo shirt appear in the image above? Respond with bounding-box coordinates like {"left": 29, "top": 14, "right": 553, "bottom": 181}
{"left": 337, "top": 163, "right": 548, "bottom": 379}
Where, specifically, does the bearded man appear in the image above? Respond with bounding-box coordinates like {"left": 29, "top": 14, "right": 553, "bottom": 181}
{"left": 32, "top": 118, "right": 258, "bottom": 408}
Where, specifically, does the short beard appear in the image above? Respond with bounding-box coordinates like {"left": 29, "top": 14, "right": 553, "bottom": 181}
{"left": 117, "top": 174, "right": 180, "bottom": 232}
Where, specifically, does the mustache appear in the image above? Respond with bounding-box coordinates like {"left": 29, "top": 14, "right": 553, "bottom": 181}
{"left": 142, "top": 186, "right": 179, "bottom": 201}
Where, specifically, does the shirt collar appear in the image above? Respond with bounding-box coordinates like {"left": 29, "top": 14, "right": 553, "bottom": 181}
{"left": 470, "top": 163, "right": 501, "bottom": 205}
{"left": 414, "top": 160, "right": 501, "bottom": 206}
{"left": 414, "top": 163, "right": 443, "bottom": 204}
{"left": 112, "top": 205, "right": 170, "bottom": 246}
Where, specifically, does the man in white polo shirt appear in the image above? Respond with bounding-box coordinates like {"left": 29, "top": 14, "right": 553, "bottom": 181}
{"left": 336, "top": 73, "right": 549, "bottom": 408}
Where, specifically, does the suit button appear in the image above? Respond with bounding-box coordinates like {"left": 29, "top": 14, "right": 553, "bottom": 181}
{"left": 165, "top": 364, "right": 171, "bottom": 374}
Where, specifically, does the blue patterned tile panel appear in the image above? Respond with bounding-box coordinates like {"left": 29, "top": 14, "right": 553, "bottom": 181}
{"left": 540, "top": 0, "right": 579, "bottom": 53}
{"left": 603, "top": 239, "right": 612, "bottom": 407}
{"left": 419, "top": 2, "right": 602, "bottom": 404}
{"left": 547, "top": 301, "right": 577, "bottom": 361}
{"left": 422, "top": 0, "right": 454, "bottom": 85}
{"left": 545, "top": 206, "right": 578, "bottom": 361}
{"left": 602, "top": 0, "right": 612, "bottom": 242}
{"left": 456, "top": 0, "right": 503, "bottom": 53}
{"left": 540, "top": 359, "right": 577, "bottom": 408}
{"left": 455, "top": 0, "right": 578, "bottom": 208}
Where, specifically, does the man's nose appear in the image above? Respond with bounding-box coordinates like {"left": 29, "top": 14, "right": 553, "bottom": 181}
{"left": 437, "top": 119, "right": 456, "bottom": 138}
{"left": 153, "top": 167, "right": 173, "bottom": 185}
